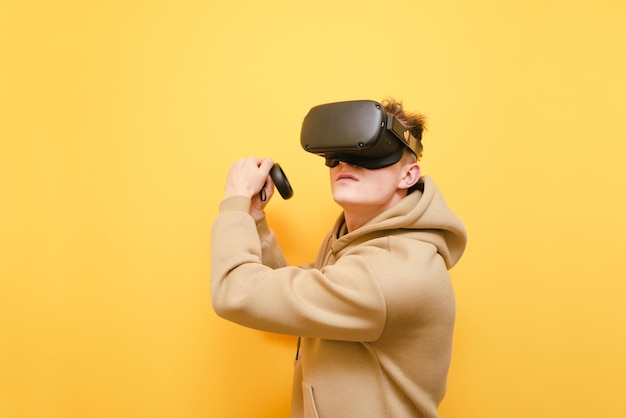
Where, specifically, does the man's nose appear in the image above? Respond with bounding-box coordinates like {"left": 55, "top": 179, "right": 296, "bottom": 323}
{"left": 337, "top": 160, "right": 357, "bottom": 168}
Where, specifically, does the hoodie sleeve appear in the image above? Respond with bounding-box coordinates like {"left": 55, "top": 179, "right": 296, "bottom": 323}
{"left": 210, "top": 197, "right": 386, "bottom": 341}
{"left": 255, "top": 215, "right": 289, "bottom": 269}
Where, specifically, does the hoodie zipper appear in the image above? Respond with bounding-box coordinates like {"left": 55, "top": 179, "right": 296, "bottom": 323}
{"left": 295, "top": 336, "right": 301, "bottom": 360}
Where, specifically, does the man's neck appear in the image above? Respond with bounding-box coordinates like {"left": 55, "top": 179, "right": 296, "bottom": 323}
{"left": 343, "top": 212, "right": 371, "bottom": 234}
{"left": 342, "top": 198, "right": 401, "bottom": 233}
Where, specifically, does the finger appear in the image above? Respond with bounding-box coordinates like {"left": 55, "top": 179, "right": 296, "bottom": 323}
{"left": 258, "top": 158, "right": 275, "bottom": 174}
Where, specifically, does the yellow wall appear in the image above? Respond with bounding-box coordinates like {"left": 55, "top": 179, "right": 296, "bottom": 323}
{"left": 1, "top": 1, "right": 625, "bottom": 417}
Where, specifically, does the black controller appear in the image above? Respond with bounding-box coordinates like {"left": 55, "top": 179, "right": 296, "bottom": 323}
{"left": 270, "top": 164, "right": 293, "bottom": 199}
{"left": 260, "top": 163, "right": 293, "bottom": 201}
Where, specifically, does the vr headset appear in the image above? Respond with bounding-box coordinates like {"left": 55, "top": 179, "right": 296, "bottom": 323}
{"left": 267, "top": 100, "right": 420, "bottom": 200}
{"left": 300, "top": 100, "right": 420, "bottom": 169}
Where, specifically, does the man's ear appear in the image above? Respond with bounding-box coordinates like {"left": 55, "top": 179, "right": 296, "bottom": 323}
{"left": 398, "top": 163, "right": 421, "bottom": 190}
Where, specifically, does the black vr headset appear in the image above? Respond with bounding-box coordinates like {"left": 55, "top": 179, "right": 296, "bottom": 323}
{"left": 300, "top": 100, "right": 421, "bottom": 169}
{"left": 267, "top": 100, "right": 421, "bottom": 200}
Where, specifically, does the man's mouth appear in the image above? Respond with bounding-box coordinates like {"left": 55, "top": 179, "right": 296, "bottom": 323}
{"left": 336, "top": 173, "right": 358, "bottom": 181}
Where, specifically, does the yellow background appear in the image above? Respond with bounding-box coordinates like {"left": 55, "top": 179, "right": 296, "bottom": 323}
{"left": 1, "top": 0, "right": 625, "bottom": 417}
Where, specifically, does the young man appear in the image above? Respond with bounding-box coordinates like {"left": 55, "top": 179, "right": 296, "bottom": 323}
{"left": 211, "top": 99, "right": 467, "bottom": 418}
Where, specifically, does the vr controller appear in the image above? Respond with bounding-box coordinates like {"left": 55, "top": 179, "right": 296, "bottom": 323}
{"left": 300, "top": 100, "right": 419, "bottom": 169}
{"left": 261, "top": 163, "right": 293, "bottom": 201}
{"left": 270, "top": 164, "right": 293, "bottom": 199}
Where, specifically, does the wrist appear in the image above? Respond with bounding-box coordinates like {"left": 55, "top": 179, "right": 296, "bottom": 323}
{"left": 224, "top": 187, "right": 254, "bottom": 200}
{"left": 250, "top": 208, "right": 265, "bottom": 222}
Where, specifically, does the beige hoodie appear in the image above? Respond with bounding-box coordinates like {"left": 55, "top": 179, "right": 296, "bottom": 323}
{"left": 211, "top": 176, "right": 467, "bottom": 418}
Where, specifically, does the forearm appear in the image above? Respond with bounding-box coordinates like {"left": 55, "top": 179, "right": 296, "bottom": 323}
{"left": 211, "top": 212, "right": 385, "bottom": 339}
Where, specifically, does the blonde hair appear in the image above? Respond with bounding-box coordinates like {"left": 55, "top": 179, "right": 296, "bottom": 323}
{"left": 381, "top": 98, "right": 427, "bottom": 161}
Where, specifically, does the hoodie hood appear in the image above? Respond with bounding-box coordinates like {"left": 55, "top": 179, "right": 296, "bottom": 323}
{"left": 331, "top": 176, "right": 467, "bottom": 269}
